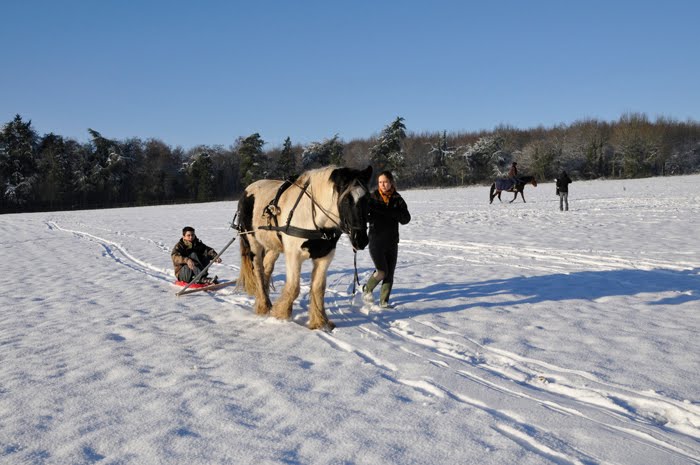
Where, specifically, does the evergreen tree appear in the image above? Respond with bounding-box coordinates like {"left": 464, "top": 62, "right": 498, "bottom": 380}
{"left": 276, "top": 137, "right": 297, "bottom": 178}
{"left": 184, "top": 152, "right": 215, "bottom": 202}
{"left": 238, "top": 133, "right": 266, "bottom": 186}
{"left": 37, "top": 133, "right": 74, "bottom": 208}
{"left": 370, "top": 117, "right": 406, "bottom": 173}
{"left": 301, "top": 135, "right": 344, "bottom": 170}
{"left": 0, "top": 114, "right": 38, "bottom": 208}
{"left": 84, "top": 129, "right": 132, "bottom": 204}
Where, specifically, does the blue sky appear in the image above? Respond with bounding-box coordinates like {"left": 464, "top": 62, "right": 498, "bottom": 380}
{"left": 2, "top": 1, "right": 699, "bottom": 150}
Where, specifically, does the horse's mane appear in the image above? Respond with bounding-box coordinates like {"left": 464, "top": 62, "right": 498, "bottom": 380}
{"left": 278, "top": 166, "right": 339, "bottom": 230}
{"left": 296, "top": 165, "right": 339, "bottom": 200}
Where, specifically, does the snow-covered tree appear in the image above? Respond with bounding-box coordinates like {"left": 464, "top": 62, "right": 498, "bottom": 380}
{"left": 0, "top": 114, "right": 38, "bottom": 208}
{"left": 458, "top": 134, "right": 505, "bottom": 182}
{"left": 301, "top": 135, "right": 344, "bottom": 170}
{"left": 370, "top": 117, "right": 406, "bottom": 173}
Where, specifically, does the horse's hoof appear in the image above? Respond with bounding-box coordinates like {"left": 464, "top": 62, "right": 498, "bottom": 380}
{"left": 309, "top": 320, "right": 335, "bottom": 331}
{"left": 271, "top": 309, "right": 292, "bottom": 320}
{"left": 255, "top": 304, "right": 271, "bottom": 316}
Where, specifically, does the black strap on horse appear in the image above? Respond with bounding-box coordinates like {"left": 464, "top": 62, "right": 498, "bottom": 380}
{"left": 258, "top": 179, "right": 342, "bottom": 241}
{"left": 352, "top": 250, "right": 361, "bottom": 296}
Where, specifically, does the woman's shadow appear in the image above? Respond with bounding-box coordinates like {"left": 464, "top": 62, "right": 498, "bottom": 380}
{"left": 339, "top": 268, "right": 700, "bottom": 327}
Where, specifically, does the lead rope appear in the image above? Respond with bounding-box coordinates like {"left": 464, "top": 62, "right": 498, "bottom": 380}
{"left": 352, "top": 249, "right": 361, "bottom": 296}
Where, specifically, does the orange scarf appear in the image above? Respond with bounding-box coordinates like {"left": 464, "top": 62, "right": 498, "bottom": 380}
{"left": 379, "top": 187, "right": 394, "bottom": 205}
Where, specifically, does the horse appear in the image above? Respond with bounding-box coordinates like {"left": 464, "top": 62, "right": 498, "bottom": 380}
{"left": 489, "top": 175, "right": 538, "bottom": 204}
{"left": 236, "top": 165, "right": 372, "bottom": 331}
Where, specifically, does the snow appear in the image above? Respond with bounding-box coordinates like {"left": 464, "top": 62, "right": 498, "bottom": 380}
{"left": 1, "top": 174, "right": 699, "bottom": 465}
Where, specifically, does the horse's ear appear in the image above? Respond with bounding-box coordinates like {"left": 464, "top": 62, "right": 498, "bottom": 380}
{"left": 360, "top": 165, "right": 372, "bottom": 185}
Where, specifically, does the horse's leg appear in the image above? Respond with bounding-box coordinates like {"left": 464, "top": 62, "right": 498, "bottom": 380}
{"left": 510, "top": 190, "right": 517, "bottom": 203}
{"left": 252, "top": 250, "right": 271, "bottom": 315}
{"left": 262, "top": 249, "right": 280, "bottom": 292}
{"left": 307, "top": 254, "right": 335, "bottom": 331}
{"left": 271, "top": 251, "right": 302, "bottom": 321}
{"left": 497, "top": 191, "right": 502, "bottom": 202}
{"left": 489, "top": 184, "right": 495, "bottom": 204}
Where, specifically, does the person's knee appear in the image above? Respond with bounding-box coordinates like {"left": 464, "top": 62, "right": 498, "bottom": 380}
{"left": 373, "top": 270, "right": 386, "bottom": 281}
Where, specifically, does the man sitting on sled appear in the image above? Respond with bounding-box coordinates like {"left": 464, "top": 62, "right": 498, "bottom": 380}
{"left": 171, "top": 226, "right": 221, "bottom": 284}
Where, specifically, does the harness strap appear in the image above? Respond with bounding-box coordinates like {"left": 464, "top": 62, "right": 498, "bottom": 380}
{"left": 285, "top": 180, "right": 310, "bottom": 228}
{"left": 263, "top": 178, "right": 295, "bottom": 242}
{"left": 352, "top": 250, "right": 360, "bottom": 295}
{"left": 258, "top": 224, "right": 341, "bottom": 241}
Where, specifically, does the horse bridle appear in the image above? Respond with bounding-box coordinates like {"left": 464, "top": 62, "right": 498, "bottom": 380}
{"left": 304, "top": 178, "right": 368, "bottom": 237}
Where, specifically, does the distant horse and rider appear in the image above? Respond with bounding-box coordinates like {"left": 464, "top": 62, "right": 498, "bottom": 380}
{"left": 236, "top": 165, "right": 372, "bottom": 331}
{"left": 489, "top": 175, "right": 538, "bottom": 203}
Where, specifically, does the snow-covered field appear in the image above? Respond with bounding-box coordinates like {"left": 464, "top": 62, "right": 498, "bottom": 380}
{"left": 1, "top": 174, "right": 699, "bottom": 465}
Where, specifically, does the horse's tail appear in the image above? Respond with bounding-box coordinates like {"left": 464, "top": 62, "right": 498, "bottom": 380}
{"left": 236, "top": 191, "right": 258, "bottom": 296}
{"left": 237, "top": 235, "right": 258, "bottom": 296}
{"left": 489, "top": 183, "right": 495, "bottom": 202}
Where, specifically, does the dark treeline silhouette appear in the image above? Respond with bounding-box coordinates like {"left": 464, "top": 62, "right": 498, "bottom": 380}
{"left": 2, "top": 113, "right": 699, "bottom": 213}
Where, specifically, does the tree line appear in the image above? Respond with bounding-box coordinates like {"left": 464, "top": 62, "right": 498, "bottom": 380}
{"left": 2, "top": 113, "right": 699, "bottom": 213}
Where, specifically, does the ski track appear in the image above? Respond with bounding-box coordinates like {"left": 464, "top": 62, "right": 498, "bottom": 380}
{"left": 46, "top": 220, "right": 700, "bottom": 464}
{"left": 47, "top": 221, "right": 240, "bottom": 290}
{"left": 322, "top": 240, "right": 700, "bottom": 464}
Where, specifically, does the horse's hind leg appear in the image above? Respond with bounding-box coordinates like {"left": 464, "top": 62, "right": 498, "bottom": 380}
{"left": 252, "top": 251, "right": 272, "bottom": 315}
{"left": 271, "top": 252, "right": 302, "bottom": 321}
{"left": 308, "top": 255, "right": 335, "bottom": 331}
{"left": 263, "top": 250, "right": 280, "bottom": 291}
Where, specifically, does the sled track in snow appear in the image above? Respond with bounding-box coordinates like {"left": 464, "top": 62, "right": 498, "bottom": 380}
{"left": 47, "top": 221, "right": 174, "bottom": 283}
{"left": 46, "top": 221, "right": 700, "bottom": 463}
{"left": 46, "top": 221, "right": 241, "bottom": 290}
{"left": 323, "top": 296, "right": 700, "bottom": 464}
{"left": 318, "top": 244, "right": 700, "bottom": 464}
{"left": 400, "top": 239, "right": 700, "bottom": 273}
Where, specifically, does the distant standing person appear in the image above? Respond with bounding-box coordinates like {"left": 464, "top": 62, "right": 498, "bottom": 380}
{"left": 171, "top": 226, "right": 221, "bottom": 284}
{"left": 363, "top": 171, "right": 411, "bottom": 308}
{"left": 556, "top": 171, "right": 572, "bottom": 211}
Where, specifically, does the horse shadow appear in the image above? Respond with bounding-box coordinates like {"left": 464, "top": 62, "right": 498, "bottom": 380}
{"left": 335, "top": 267, "right": 700, "bottom": 327}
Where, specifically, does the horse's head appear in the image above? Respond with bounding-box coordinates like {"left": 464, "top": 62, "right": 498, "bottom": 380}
{"left": 331, "top": 166, "right": 372, "bottom": 250}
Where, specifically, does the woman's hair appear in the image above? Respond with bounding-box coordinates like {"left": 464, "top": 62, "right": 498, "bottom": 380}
{"left": 377, "top": 170, "right": 395, "bottom": 185}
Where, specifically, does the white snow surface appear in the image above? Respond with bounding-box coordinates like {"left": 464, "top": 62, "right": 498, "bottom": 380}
{"left": 2, "top": 175, "right": 699, "bottom": 465}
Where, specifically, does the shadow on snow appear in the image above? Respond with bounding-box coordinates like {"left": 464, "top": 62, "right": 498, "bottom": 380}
{"left": 334, "top": 267, "right": 699, "bottom": 327}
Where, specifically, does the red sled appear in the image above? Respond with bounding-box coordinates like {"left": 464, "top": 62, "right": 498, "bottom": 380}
{"left": 174, "top": 280, "right": 208, "bottom": 289}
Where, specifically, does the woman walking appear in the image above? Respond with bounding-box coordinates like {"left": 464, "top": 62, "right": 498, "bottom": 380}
{"left": 363, "top": 171, "right": 411, "bottom": 308}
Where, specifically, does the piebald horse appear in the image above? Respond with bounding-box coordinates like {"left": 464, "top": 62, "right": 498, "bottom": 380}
{"left": 236, "top": 165, "right": 372, "bottom": 330}
{"left": 489, "top": 175, "right": 538, "bottom": 203}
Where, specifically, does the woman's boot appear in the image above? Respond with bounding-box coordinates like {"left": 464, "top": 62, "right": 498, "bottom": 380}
{"left": 363, "top": 275, "right": 380, "bottom": 302}
{"left": 380, "top": 283, "right": 393, "bottom": 308}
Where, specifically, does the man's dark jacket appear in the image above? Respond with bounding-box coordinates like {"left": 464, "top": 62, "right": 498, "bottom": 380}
{"left": 171, "top": 238, "right": 217, "bottom": 277}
